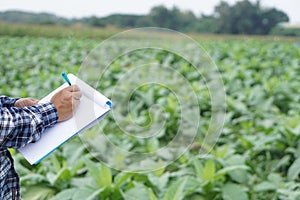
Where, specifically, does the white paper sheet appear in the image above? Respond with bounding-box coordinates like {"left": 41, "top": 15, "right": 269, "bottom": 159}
{"left": 18, "top": 74, "right": 111, "bottom": 165}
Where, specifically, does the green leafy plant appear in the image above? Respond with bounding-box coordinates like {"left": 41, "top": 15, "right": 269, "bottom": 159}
{"left": 1, "top": 35, "right": 300, "bottom": 200}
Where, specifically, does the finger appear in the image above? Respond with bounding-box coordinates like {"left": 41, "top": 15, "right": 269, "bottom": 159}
{"left": 26, "top": 102, "right": 37, "bottom": 106}
{"left": 30, "top": 101, "right": 39, "bottom": 105}
{"left": 72, "top": 92, "right": 82, "bottom": 100}
{"left": 72, "top": 100, "right": 80, "bottom": 109}
{"left": 73, "top": 99, "right": 80, "bottom": 106}
{"left": 31, "top": 99, "right": 39, "bottom": 103}
{"left": 27, "top": 98, "right": 36, "bottom": 101}
{"left": 28, "top": 98, "right": 39, "bottom": 104}
{"left": 15, "top": 101, "right": 23, "bottom": 107}
{"left": 65, "top": 85, "right": 80, "bottom": 92}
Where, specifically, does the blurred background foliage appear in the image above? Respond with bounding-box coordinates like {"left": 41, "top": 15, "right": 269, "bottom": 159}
{"left": 0, "top": 0, "right": 299, "bottom": 37}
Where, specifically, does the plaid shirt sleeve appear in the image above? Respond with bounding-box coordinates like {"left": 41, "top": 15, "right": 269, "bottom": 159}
{"left": 0, "top": 96, "right": 20, "bottom": 107}
{"left": 0, "top": 97, "right": 58, "bottom": 149}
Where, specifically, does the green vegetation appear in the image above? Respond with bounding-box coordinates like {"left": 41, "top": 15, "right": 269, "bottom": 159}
{"left": 0, "top": 0, "right": 290, "bottom": 35}
{"left": 1, "top": 21, "right": 298, "bottom": 42}
{"left": 0, "top": 10, "right": 70, "bottom": 25}
{"left": 271, "top": 27, "right": 300, "bottom": 37}
{"left": 1, "top": 32, "right": 300, "bottom": 199}
{"left": 0, "top": 21, "right": 120, "bottom": 39}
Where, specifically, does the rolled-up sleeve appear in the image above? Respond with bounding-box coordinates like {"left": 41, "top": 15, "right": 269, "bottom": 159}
{"left": 0, "top": 96, "right": 19, "bottom": 107}
{"left": 0, "top": 102, "right": 58, "bottom": 149}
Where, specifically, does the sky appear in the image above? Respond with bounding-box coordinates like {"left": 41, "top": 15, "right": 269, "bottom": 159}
{"left": 1, "top": 0, "right": 300, "bottom": 23}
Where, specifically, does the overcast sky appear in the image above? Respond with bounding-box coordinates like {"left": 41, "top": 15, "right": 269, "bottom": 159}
{"left": 1, "top": 0, "right": 299, "bottom": 23}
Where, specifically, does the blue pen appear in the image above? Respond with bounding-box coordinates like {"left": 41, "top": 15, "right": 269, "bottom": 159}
{"left": 62, "top": 72, "right": 71, "bottom": 86}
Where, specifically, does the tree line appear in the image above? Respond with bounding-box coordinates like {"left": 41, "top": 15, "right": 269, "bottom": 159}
{"left": 0, "top": 0, "right": 290, "bottom": 35}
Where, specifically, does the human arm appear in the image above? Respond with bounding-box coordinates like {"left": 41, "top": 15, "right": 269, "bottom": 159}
{"left": 0, "top": 96, "right": 39, "bottom": 108}
{"left": 0, "top": 102, "right": 58, "bottom": 149}
{"left": 0, "top": 85, "right": 81, "bottom": 149}
{"left": 0, "top": 96, "right": 19, "bottom": 107}
{"left": 14, "top": 97, "right": 39, "bottom": 107}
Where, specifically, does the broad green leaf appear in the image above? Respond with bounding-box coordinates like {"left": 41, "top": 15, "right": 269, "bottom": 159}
{"left": 21, "top": 174, "right": 48, "bottom": 183}
{"left": 71, "top": 177, "right": 95, "bottom": 188}
{"left": 152, "top": 163, "right": 165, "bottom": 177}
{"left": 146, "top": 188, "right": 158, "bottom": 200}
{"left": 84, "top": 158, "right": 102, "bottom": 188}
{"left": 47, "top": 167, "right": 71, "bottom": 186}
{"left": 163, "top": 178, "right": 187, "bottom": 200}
{"left": 85, "top": 158, "right": 112, "bottom": 188}
{"left": 267, "top": 173, "right": 283, "bottom": 185}
{"left": 13, "top": 156, "right": 32, "bottom": 175}
{"left": 224, "top": 155, "right": 248, "bottom": 183}
{"left": 50, "top": 154, "right": 61, "bottom": 173}
{"left": 86, "top": 188, "right": 105, "bottom": 200}
{"left": 22, "top": 185, "right": 56, "bottom": 200}
{"left": 278, "top": 185, "right": 300, "bottom": 200}
{"left": 215, "top": 165, "right": 249, "bottom": 181}
{"left": 100, "top": 164, "right": 112, "bottom": 188}
{"left": 114, "top": 172, "right": 133, "bottom": 188}
{"left": 182, "top": 176, "right": 201, "bottom": 196}
{"left": 147, "top": 172, "right": 170, "bottom": 192}
{"left": 273, "top": 155, "right": 291, "bottom": 171}
{"left": 70, "top": 160, "right": 85, "bottom": 177}
{"left": 147, "top": 138, "right": 159, "bottom": 152}
{"left": 193, "top": 159, "right": 204, "bottom": 180}
{"left": 189, "top": 195, "right": 206, "bottom": 200}
{"left": 213, "top": 144, "right": 229, "bottom": 158}
{"left": 287, "top": 157, "right": 300, "bottom": 181}
{"left": 202, "top": 159, "right": 215, "bottom": 182}
{"left": 253, "top": 182, "right": 277, "bottom": 192}
{"left": 51, "top": 188, "right": 76, "bottom": 200}
{"left": 122, "top": 182, "right": 152, "bottom": 200}
{"left": 222, "top": 183, "right": 248, "bottom": 200}
{"left": 62, "top": 142, "right": 85, "bottom": 174}
{"left": 72, "top": 187, "right": 103, "bottom": 200}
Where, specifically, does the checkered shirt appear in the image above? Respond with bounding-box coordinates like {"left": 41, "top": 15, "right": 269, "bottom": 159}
{"left": 0, "top": 96, "right": 58, "bottom": 200}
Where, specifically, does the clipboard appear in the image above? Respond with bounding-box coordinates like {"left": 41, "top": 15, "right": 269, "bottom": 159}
{"left": 18, "top": 74, "right": 112, "bottom": 165}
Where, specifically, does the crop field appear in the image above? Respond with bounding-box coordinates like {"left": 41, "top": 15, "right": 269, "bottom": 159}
{"left": 1, "top": 34, "right": 300, "bottom": 200}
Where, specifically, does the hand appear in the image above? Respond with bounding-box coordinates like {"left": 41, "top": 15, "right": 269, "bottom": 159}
{"left": 50, "top": 85, "right": 82, "bottom": 122}
{"left": 14, "top": 98, "right": 39, "bottom": 107}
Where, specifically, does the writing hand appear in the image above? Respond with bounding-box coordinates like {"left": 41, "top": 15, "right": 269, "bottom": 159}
{"left": 50, "top": 85, "right": 82, "bottom": 122}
